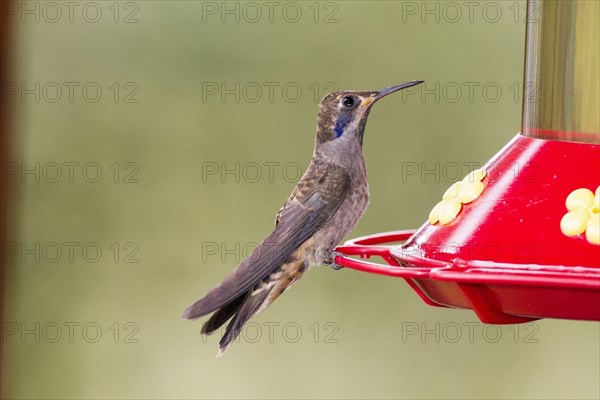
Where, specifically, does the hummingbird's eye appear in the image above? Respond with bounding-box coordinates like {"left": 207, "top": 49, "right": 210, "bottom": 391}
{"left": 342, "top": 96, "right": 356, "bottom": 108}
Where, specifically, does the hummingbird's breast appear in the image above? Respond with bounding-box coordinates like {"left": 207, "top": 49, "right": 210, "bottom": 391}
{"left": 309, "top": 161, "right": 370, "bottom": 267}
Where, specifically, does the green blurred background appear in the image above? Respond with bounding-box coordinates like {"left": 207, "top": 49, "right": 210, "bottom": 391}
{"left": 2, "top": 1, "right": 599, "bottom": 399}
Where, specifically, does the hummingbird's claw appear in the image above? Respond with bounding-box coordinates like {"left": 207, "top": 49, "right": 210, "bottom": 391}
{"left": 324, "top": 251, "right": 344, "bottom": 270}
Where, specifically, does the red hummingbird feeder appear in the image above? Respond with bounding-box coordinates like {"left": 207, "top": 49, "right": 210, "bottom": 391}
{"left": 334, "top": 0, "right": 600, "bottom": 324}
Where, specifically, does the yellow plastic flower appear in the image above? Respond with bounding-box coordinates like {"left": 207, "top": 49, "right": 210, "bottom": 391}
{"left": 560, "top": 186, "right": 600, "bottom": 245}
{"left": 429, "top": 169, "right": 487, "bottom": 225}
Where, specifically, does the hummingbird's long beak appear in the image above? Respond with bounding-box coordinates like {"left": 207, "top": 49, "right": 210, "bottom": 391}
{"left": 372, "top": 80, "right": 424, "bottom": 102}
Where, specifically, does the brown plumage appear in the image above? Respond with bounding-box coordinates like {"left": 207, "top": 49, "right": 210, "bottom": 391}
{"left": 182, "top": 81, "right": 424, "bottom": 355}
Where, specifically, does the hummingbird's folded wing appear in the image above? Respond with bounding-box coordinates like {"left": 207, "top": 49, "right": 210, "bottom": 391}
{"left": 182, "top": 162, "right": 351, "bottom": 319}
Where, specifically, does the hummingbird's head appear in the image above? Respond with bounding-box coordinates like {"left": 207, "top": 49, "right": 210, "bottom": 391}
{"left": 315, "top": 81, "right": 424, "bottom": 146}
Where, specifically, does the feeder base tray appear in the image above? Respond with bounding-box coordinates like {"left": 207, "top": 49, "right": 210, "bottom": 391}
{"left": 335, "top": 231, "right": 600, "bottom": 324}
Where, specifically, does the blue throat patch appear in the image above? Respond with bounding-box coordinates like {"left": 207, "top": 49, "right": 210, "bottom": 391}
{"left": 333, "top": 114, "right": 352, "bottom": 138}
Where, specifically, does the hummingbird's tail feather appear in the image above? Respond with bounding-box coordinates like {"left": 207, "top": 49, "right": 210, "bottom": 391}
{"left": 217, "top": 288, "right": 272, "bottom": 354}
{"left": 201, "top": 292, "right": 247, "bottom": 335}
{"left": 216, "top": 258, "right": 305, "bottom": 355}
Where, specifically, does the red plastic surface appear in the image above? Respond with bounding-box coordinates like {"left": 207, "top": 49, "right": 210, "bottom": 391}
{"left": 335, "top": 230, "right": 600, "bottom": 323}
{"left": 404, "top": 134, "right": 599, "bottom": 268}
{"left": 334, "top": 134, "right": 600, "bottom": 324}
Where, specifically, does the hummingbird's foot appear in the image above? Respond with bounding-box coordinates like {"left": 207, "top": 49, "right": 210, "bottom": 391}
{"left": 323, "top": 251, "right": 344, "bottom": 270}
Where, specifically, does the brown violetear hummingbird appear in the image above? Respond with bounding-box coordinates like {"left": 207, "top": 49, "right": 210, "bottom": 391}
{"left": 183, "top": 80, "right": 424, "bottom": 355}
